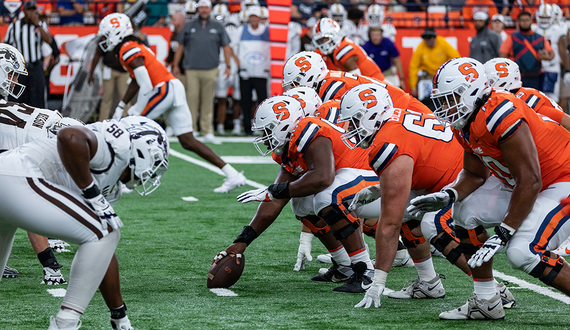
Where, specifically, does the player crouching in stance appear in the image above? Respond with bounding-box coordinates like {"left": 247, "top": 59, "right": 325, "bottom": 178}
{"left": 97, "top": 13, "right": 246, "bottom": 193}
{"left": 408, "top": 57, "right": 570, "bottom": 320}
{"left": 0, "top": 116, "right": 168, "bottom": 329}
{"left": 338, "top": 83, "right": 514, "bottom": 310}
{"left": 216, "top": 95, "right": 378, "bottom": 293}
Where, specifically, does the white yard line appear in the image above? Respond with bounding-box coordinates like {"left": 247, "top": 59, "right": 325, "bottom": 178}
{"left": 168, "top": 136, "right": 256, "bottom": 143}
{"left": 169, "top": 149, "right": 266, "bottom": 189}
{"left": 210, "top": 288, "right": 238, "bottom": 296}
{"left": 493, "top": 269, "right": 570, "bottom": 304}
{"left": 47, "top": 288, "right": 67, "bottom": 297}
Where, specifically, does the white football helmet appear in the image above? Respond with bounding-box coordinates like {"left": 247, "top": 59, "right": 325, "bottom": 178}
{"left": 185, "top": 1, "right": 197, "bottom": 19}
{"left": 329, "top": 3, "right": 347, "bottom": 24}
{"left": 252, "top": 95, "right": 304, "bottom": 156}
{"left": 242, "top": 0, "right": 259, "bottom": 9}
{"left": 283, "top": 86, "right": 323, "bottom": 116}
{"left": 338, "top": 83, "right": 394, "bottom": 149}
{"left": 239, "top": 10, "right": 248, "bottom": 24}
{"left": 537, "top": 4, "right": 555, "bottom": 29}
{"left": 282, "top": 51, "right": 329, "bottom": 90}
{"left": 0, "top": 43, "right": 27, "bottom": 99}
{"left": 260, "top": 6, "right": 269, "bottom": 20}
{"left": 98, "top": 13, "right": 134, "bottom": 52}
{"left": 211, "top": 4, "right": 228, "bottom": 22}
{"left": 484, "top": 58, "right": 522, "bottom": 91}
{"left": 312, "top": 18, "right": 343, "bottom": 55}
{"left": 431, "top": 58, "right": 490, "bottom": 129}
{"left": 120, "top": 116, "right": 169, "bottom": 196}
{"left": 365, "top": 4, "right": 385, "bottom": 27}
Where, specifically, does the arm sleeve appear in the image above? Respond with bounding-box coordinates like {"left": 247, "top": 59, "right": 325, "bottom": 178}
{"left": 129, "top": 66, "right": 154, "bottom": 115}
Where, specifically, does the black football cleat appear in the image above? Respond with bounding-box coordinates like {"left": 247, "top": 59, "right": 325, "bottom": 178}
{"left": 311, "top": 259, "right": 353, "bottom": 283}
{"left": 332, "top": 262, "right": 372, "bottom": 293}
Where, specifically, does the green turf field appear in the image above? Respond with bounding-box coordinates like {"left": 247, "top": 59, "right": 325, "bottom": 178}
{"left": 1, "top": 140, "right": 570, "bottom": 330}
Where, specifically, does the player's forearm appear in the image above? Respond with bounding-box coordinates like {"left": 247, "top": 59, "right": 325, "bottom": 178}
{"left": 374, "top": 220, "right": 401, "bottom": 272}
{"left": 172, "top": 45, "right": 184, "bottom": 70}
{"left": 88, "top": 48, "right": 102, "bottom": 79}
{"left": 248, "top": 199, "right": 289, "bottom": 237}
{"left": 121, "top": 79, "right": 139, "bottom": 104}
{"left": 501, "top": 178, "right": 541, "bottom": 231}
{"left": 288, "top": 169, "right": 334, "bottom": 198}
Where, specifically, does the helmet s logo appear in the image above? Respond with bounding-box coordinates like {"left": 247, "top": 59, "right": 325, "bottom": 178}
{"left": 495, "top": 62, "right": 509, "bottom": 78}
{"left": 295, "top": 57, "right": 311, "bottom": 73}
{"left": 290, "top": 95, "right": 307, "bottom": 109}
{"left": 272, "top": 102, "right": 291, "bottom": 120}
{"left": 110, "top": 17, "right": 121, "bottom": 28}
{"left": 358, "top": 89, "right": 377, "bottom": 109}
{"left": 458, "top": 63, "right": 479, "bottom": 82}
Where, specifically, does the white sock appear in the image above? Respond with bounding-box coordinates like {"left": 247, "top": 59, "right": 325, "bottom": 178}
{"left": 56, "top": 309, "right": 81, "bottom": 328}
{"left": 329, "top": 246, "right": 351, "bottom": 267}
{"left": 395, "top": 248, "right": 408, "bottom": 260}
{"left": 349, "top": 247, "right": 374, "bottom": 269}
{"left": 474, "top": 278, "right": 497, "bottom": 300}
{"left": 414, "top": 256, "right": 437, "bottom": 281}
{"left": 221, "top": 164, "right": 239, "bottom": 178}
{"left": 233, "top": 119, "right": 240, "bottom": 127}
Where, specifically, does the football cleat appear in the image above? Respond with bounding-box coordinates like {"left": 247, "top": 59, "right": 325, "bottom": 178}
{"left": 216, "top": 123, "right": 226, "bottom": 136}
{"left": 439, "top": 293, "right": 505, "bottom": 320}
{"left": 332, "top": 262, "right": 373, "bottom": 293}
{"left": 553, "top": 237, "right": 570, "bottom": 257}
{"left": 317, "top": 253, "right": 333, "bottom": 263}
{"left": 41, "top": 267, "right": 67, "bottom": 285}
{"left": 312, "top": 259, "right": 353, "bottom": 282}
{"left": 497, "top": 281, "right": 516, "bottom": 309}
{"left": 48, "top": 239, "right": 71, "bottom": 253}
{"left": 47, "top": 316, "right": 82, "bottom": 330}
{"left": 214, "top": 172, "right": 247, "bottom": 193}
{"left": 111, "top": 316, "right": 134, "bottom": 330}
{"left": 3, "top": 265, "right": 19, "bottom": 278}
{"left": 388, "top": 274, "right": 445, "bottom": 299}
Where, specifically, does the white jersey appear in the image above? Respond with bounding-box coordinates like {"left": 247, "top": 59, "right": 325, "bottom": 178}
{"left": 0, "top": 100, "right": 62, "bottom": 150}
{"left": 381, "top": 24, "right": 397, "bottom": 42}
{"left": 341, "top": 20, "right": 360, "bottom": 45}
{"left": 532, "top": 23, "right": 566, "bottom": 73}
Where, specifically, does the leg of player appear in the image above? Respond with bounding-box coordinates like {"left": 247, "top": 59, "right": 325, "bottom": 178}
{"left": 534, "top": 252, "right": 570, "bottom": 296}
{"left": 231, "top": 97, "right": 242, "bottom": 136}
{"left": 362, "top": 218, "right": 413, "bottom": 268}
{"left": 216, "top": 97, "right": 228, "bottom": 135}
{"left": 0, "top": 225, "right": 18, "bottom": 281}
{"left": 99, "top": 254, "right": 133, "bottom": 330}
{"left": 28, "top": 232, "right": 67, "bottom": 285}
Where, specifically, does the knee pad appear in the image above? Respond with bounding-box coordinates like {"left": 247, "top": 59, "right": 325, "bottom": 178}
{"left": 529, "top": 253, "right": 565, "bottom": 286}
{"left": 455, "top": 226, "right": 486, "bottom": 248}
{"left": 319, "top": 205, "right": 360, "bottom": 227}
{"left": 400, "top": 220, "right": 426, "bottom": 248}
{"left": 362, "top": 220, "right": 377, "bottom": 238}
{"left": 433, "top": 232, "right": 462, "bottom": 265}
{"left": 333, "top": 221, "right": 361, "bottom": 241}
{"left": 297, "top": 215, "right": 331, "bottom": 237}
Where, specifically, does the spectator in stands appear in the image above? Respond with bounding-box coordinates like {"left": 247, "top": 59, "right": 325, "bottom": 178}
{"left": 301, "top": 17, "right": 317, "bottom": 52}
{"left": 409, "top": 28, "right": 460, "bottom": 104}
{"left": 462, "top": 0, "right": 498, "bottom": 29}
{"left": 92, "top": 0, "right": 123, "bottom": 24}
{"left": 499, "top": 11, "right": 554, "bottom": 89}
{"left": 362, "top": 26, "right": 405, "bottom": 87}
{"left": 146, "top": 0, "right": 168, "bottom": 26}
{"left": 57, "top": 0, "right": 86, "bottom": 25}
{"left": 291, "top": 0, "right": 317, "bottom": 25}
{"left": 398, "top": 0, "right": 429, "bottom": 12}
{"left": 510, "top": 0, "right": 539, "bottom": 21}
{"left": 167, "top": 11, "right": 187, "bottom": 85}
{"left": 491, "top": 13, "right": 508, "bottom": 41}
{"left": 173, "top": 0, "right": 232, "bottom": 142}
{"left": 469, "top": 11, "right": 502, "bottom": 63}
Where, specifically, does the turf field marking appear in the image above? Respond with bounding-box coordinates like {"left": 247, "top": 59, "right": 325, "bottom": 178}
{"left": 493, "top": 269, "right": 570, "bottom": 304}
{"left": 47, "top": 288, "right": 67, "bottom": 297}
{"left": 168, "top": 136, "right": 256, "bottom": 143}
{"left": 220, "top": 156, "right": 275, "bottom": 164}
{"left": 210, "top": 288, "right": 238, "bottom": 296}
{"left": 181, "top": 196, "right": 199, "bottom": 201}
{"left": 169, "top": 149, "right": 266, "bottom": 189}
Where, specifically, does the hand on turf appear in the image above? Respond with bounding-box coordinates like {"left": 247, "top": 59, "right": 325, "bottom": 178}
{"left": 293, "top": 232, "right": 313, "bottom": 271}
{"left": 237, "top": 188, "right": 273, "bottom": 203}
{"left": 85, "top": 194, "right": 123, "bottom": 230}
{"left": 467, "top": 234, "right": 505, "bottom": 268}
{"left": 349, "top": 185, "right": 381, "bottom": 212}
{"left": 355, "top": 282, "right": 384, "bottom": 308}
{"left": 407, "top": 191, "right": 453, "bottom": 218}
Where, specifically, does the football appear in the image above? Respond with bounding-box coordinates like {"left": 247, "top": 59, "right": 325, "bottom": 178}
{"left": 207, "top": 253, "right": 245, "bottom": 288}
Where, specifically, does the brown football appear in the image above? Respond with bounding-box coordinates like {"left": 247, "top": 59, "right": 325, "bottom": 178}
{"left": 207, "top": 253, "right": 245, "bottom": 288}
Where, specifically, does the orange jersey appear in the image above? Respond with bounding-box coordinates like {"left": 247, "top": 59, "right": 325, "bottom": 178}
{"left": 318, "top": 71, "right": 431, "bottom": 114}
{"left": 513, "top": 87, "right": 565, "bottom": 124}
{"left": 453, "top": 89, "right": 570, "bottom": 189}
{"left": 368, "top": 109, "right": 463, "bottom": 193}
{"left": 316, "top": 38, "right": 385, "bottom": 81}
{"left": 119, "top": 40, "right": 175, "bottom": 87}
{"left": 272, "top": 116, "right": 371, "bottom": 176}
{"left": 314, "top": 100, "right": 349, "bottom": 129}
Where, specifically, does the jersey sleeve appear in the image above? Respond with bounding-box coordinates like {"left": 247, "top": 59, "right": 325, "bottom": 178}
{"left": 87, "top": 120, "right": 131, "bottom": 173}
{"left": 292, "top": 120, "right": 323, "bottom": 155}
{"left": 483, "top": 99, "right": 523, "bottom": 143}
{"left": 315, "top": 101, "right": 341, "bottom": 124}
{"left": 334, "top": 41, "right": 359, "bottom": 65}
{"left": 119, "top": 42, "right": 143, "bottom": 69}
{"left": 319, "top": 80, "right": 346, "bottom": 102}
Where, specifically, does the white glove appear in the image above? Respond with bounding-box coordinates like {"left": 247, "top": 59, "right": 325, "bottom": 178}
{"left": 293, "top": 232, "right": 313, "bottom": 271}
{"left": 564, "top": 72, "right": 570, "bottom": 86}
{"left": 237, "top": 188, "right": 273, "bottom": 203}
{"left": 349, "top": 185, "right": 381, "bottom": 211}
{"left": 467, "top": 234, "right": 505, "bottom": 268}
{"left": 354, "top": 269, "right": 387, "bottom": 308}
{"left": 112, "top": 101, "right": 126, "bottom": 121}
{"left": 84, "top": 193, "right": 123, "bottom": 230}
{"left": 406, "top": 188, "right": 457, "bottom": 218}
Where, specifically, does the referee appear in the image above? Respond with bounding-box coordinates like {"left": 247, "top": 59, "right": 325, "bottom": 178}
{"left": 4, "top": 1, "right": 58, "bottom": 108}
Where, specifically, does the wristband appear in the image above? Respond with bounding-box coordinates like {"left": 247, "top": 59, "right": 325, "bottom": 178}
{"left": 267, "top": 182, "right": 290, "bottom": 199}
{"left": 234, "top": 225, "right": 258, "bottom": 245}
{"left": 118, "top": 100, "right": 126, "bottom": 108}
{"left": 495, "top": 223, "right": 516, "bottom": 243}
{"left": 81, "top": 181, "right": 100, "bottom": 199}
{"left": 444, "top": 188, "right": 459, "bottom": 204}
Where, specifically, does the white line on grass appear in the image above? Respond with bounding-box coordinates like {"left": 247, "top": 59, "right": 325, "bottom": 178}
{"left": 169, "top": 149, "right": 266, "bottom": 189}
{"left": 493, "top": 269, "right": 570, "bottom": 304}
{"left": 47, "top": 288, "right": 67, "bottom": 297}
{"left": 168, "top": 136, "right": 256, "bottom": 143}
{"left": 220, "top": 156, "right": 275, "bottom": 164}
{"left": 210, "top": 288, "right": 238, "bottom": 296}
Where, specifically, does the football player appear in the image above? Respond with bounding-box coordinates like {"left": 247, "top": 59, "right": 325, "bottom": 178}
{"left": 97, "top": 13, "right": 246, "bottom": 193}
{"left": 311, "top": 19, "right": 385, "bottom": 81}
{"left": 409, "top": 57, "right": 570, "bottom": 320}
{"left": 216, "top": 95, "right": 379, "bottom": 293}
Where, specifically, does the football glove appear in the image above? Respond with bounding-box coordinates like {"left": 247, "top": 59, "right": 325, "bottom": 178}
{"left": 112, "top": 101, "right": 125, "bottom": 121}
{"left": 354, "top": 269, "right": 387, "bottom": 308}
{"left": 293, "top": 232, "right": 313, "bottom": 271}
{"left": 237, "top": 188, "right": 273, "bottom": 203}
{"left": 406, "top": 188, "right": 458, "bottom": 218}
{"left": 349, "top": 185, "right": 381, "bottom": 211}
{"left": 468, "top": 223, "right": 515, "bottom": 268}
{"left": 84, "top": 194, "right": 123, "bottom": 230}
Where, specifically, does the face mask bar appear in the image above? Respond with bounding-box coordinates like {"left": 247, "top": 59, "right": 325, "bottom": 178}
{"left": 431, "top": 86, "right": 470, "bottom": 128}
{"left": 0, "top": 66, "right": 26, "bottom": 99}
{"left": 127, "top": 148, "right": 169, "bottom": 196}
{"left": 253, "top": 123, "right": 283, "bottom": 156}
{"left": 99, "top": 34, "right": 115, "bottom": 52}
{"left": 338, "top": 111, "right": 371, "bottom": 150}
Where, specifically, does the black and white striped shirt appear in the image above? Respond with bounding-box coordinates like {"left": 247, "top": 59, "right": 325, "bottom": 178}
{"left": 4, "top": 19, "right": 43, "bottom": 64}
